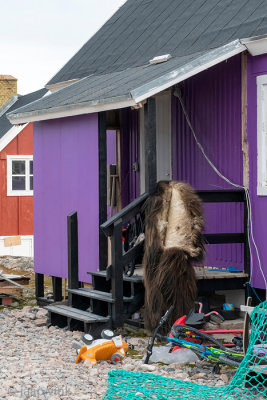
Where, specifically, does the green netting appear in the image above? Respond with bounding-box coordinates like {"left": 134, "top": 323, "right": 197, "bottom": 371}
{"left": 104, "top": 301, "right": 267, "bottom": 400}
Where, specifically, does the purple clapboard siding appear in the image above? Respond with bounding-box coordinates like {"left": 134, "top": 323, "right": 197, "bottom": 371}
{"left": 247, "top": 54, "right": 267, "bottom": 289}
{"left": 33, "top": 114, "right": 99, "bottom": 283}
{"left": 172, "top": 55, "right": 244, "bottom": 268}
{"left": 121, "top": 108, "right": 140, "bottom": 207}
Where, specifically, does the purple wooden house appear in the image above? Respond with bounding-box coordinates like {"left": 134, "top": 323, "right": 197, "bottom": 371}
{"left": 8, "top": 0, "right": 267, "bottom": 331}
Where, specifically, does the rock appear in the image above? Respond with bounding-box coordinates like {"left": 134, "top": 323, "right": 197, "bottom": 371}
{"left": 35, "top": 309, "right": 48, "bottom": 319}
{"left": 140, "top": 364, "right": 156, "bottom": 372}
{"left": 35, "top": 318, "right": 47, "bottom": 327}
{"left": 24, "top": 313, "right": 36, "bottom": 320}
{"left": 176, "top": 372, "right": 188, "bottom": 380}
{"left": 14, "top": 332, "right": 26, "bottom": 337}
{"left": 191, "top": 373, "right": 206, "bottom": 379}
{"left": 0, "top": 256, "right": 33, "bottom": 271}
{"left": 0, "top": 309, "right": 235, "bottom": 399}
{"left": 220, "top": 374, "right": 229, "bottom": 383}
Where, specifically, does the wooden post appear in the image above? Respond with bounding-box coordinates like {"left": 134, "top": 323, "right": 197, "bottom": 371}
{"left": 111, "top": 218, "right": 124, "bottom": 328}
{"left": 242, "top": 52, "right": 249, "bottom": 188}
{"left": 68, "top": 212, "right": 79, "bottom": 292}
{"left": 98, "top": 112, "right": 108, "bottom": 270}
{"left": 52, "top": 276, "right": 62, "bottom": 302}
{"left": 35, "top": 273, "right": 44, "bottom": 298}
{"left": 244, "top": 191, "right": 250, "bottom": 276}
{"left": 144, "top": 97, "right": 157, "bottom": 193}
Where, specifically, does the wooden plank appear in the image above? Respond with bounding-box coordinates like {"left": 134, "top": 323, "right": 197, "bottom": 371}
{"left": 0, "top": 286, "right": 23, "bottom": 297}
{"left": 197, "top": 277, "right": 247, "bottom": 291}
{"left": 144, "top": 97, "right": 157, "bottom": 194}
{"left": 243, "top": 296, "right": 252, "bottom": 353}
{"left": 67, "top": 212, "right": 79, "bottom": 291}
{"left": 244, "top": 195, "right": 250, "bottom": 275}
{"left": 111, "top": 218, "right": 124, "bottom": 327}
{"left": 46, "top": 304, "right": 110, "bottom": 322}
{"left": 35, "top": 273, "right": 44, "bottom": 298}
{"left": 0, "top": 278, "right": 30, "bottom": 287}
{"left": 52, "top": 276, "right": 63, "bottom": 302}
{"left": 197, "top": 190, "right": 245, "bottom": 203}
{"left": 195, "top": 270, "right": 248, "bottom": 280}
{"left": 4, "top": 236, "right": 21, "bottom": 247}
{"left": 240, "top": 305, "right": 255, "bottom": 315}
{"left": 0, "top": 273, "right": 29, "bottom": 281}
{"left": 241, "top": 52, "right": 249, "bottom": 188}
{"left": 67, "top": 288, "right": 133, "bottom": 302}
{"left": 204, "top": 233, "right": 245, "bottom": 244}
{"left": 98, "top": 111, "right": 108, "bottom": 269}
{"left": 87, "top": 269, "right": 143, "bottom": 283}
{"left": 248, "top": 365, "right": 267, "bottom": 376}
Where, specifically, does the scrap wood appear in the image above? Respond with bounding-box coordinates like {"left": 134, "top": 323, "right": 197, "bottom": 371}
{"left": 0, "top": 273, "right": 30, "bottom": 288}
{"left": 0, "top": 286, "right": 23, "bottom": 297}
{"left": 0, "top": 270, "right": 35, "bottom": 294}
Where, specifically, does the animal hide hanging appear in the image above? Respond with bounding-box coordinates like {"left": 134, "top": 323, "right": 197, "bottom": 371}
{"left": 142, "top": 181, "right": 205, "bottom": 331}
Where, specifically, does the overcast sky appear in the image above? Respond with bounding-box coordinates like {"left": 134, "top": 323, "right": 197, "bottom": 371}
{"left": 0, "top": 0, "right": 126, "bottom": 94}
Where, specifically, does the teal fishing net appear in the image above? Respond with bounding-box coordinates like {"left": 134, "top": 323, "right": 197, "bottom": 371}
{"left": 104, "top": 301, "right": 267, "bottom": 400}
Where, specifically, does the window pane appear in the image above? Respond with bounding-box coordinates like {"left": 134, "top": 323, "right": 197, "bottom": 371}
{"left": 12, "top": 176, "right": 25, "bottom": 190}
{"left": 30, "top": 176, "right": 33, "bottom": 190}
{"left": 12, "top": 160, "right": 25, "bottom": 175}
{"left": 30, "top": 160, "right": 33, "bottom": 175}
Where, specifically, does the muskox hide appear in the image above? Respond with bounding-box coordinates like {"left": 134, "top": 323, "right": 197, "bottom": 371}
{"left": 142, "top": 181, "right": 205, "bottom": 331}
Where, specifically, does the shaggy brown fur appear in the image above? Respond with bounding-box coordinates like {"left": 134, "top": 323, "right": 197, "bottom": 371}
{"left": 142, "top": 181, "right": 205, "bottom": 331}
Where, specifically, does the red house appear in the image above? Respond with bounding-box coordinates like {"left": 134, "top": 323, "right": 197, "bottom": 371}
{"left": 0, "top": 75, "right": 47, "bottom": 256}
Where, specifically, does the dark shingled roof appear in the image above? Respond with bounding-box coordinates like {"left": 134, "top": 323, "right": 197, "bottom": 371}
{"left": 47, "top": 0, "right": 267, "bottom": 86}
{"left": 8, "top": 0, "right": 267, "bottom": 122}
{"left": 10, "top": 52, "right": 204, "bottom": 114}
{"left": 0, "top": 88, "right": 47, "bottom": 138}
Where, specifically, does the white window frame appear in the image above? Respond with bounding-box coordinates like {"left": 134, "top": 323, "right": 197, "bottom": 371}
{"left": 7, "top": 155, "right": 33, "bottom": 196}
{"left": 257, "top": 75, "right": 267, "bottom": 195}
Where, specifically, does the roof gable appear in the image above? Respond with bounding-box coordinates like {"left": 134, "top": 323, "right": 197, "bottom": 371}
{"left": 0, "top": 88, "right": 47, "bottom": 139}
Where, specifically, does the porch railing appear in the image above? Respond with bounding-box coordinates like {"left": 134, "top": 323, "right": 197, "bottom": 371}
{"left": 198, "top": 189, "right": 249, "bottom": 275}
{"left": 101, "top": 192, "right": 148, "bottom": 327}
{"left": 101, "top": 188, "right": 249, "bottom": 326}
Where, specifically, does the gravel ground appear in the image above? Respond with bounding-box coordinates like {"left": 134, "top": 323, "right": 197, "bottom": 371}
{"left": 0, "top": 256, "right": 33, "bottom": 272}
{"left": 0, "top": 306, "right": 236, "bottom": 400}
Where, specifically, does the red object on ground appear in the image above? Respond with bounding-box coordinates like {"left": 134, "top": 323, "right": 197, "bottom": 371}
{"left": 169, "top": 313, "right": 243, "bottom": 352}
{"left": 1, "top": 297, "right": 13, "bottom": 305}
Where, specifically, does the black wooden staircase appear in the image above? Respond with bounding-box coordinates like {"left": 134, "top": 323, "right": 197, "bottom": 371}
{"left": 45, "top": 196, "right": 147, "bottom": 334}
{"left": 44, "top": 189, "right": 250, "bottom": 334}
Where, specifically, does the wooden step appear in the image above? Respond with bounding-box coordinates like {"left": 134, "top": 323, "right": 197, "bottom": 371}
{"left": 67, "top": 288, "right": 133, "bottom": 302}
{"left": 87, "top": 270, "right": 143, "bottom": 283}
{"left": 45, "top": 304, "right": 110, "bottom": 323}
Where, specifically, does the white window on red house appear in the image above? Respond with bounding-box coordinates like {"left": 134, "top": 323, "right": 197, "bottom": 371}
{"left": 7, "top": 156, "right": 33, "bottom": 196}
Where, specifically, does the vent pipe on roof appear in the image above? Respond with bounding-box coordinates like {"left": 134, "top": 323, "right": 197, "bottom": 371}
{"left": 149, "top": 54, "right": 172, "bottom": 65}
